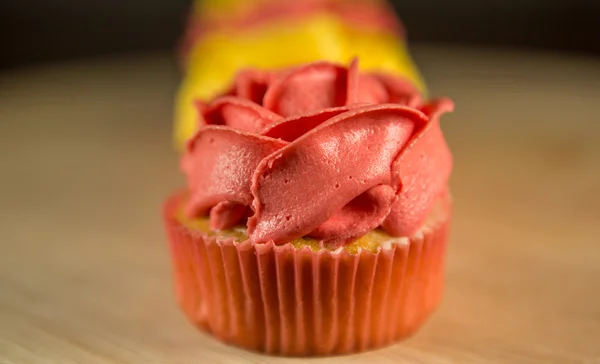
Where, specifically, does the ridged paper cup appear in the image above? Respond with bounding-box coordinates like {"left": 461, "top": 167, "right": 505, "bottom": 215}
{"left": 163, "top": 192, "right": 450, "bottom": 356}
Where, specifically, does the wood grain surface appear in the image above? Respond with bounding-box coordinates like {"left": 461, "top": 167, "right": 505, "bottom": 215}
{"left": 0, "top": 46, "right": 599, "bottom": 363}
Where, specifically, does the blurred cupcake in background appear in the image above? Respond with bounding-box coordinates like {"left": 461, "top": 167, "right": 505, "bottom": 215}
{"left": 174, "top": 0, "right": 426, "bottom": 149}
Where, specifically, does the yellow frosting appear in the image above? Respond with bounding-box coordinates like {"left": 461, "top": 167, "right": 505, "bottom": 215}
{"left": 174, "top": 12, "right": 426, "bottom": 149}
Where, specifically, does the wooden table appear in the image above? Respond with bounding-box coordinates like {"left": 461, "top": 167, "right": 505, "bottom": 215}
{"left": 1, "top": 46, "right": 599, "bottom": 363}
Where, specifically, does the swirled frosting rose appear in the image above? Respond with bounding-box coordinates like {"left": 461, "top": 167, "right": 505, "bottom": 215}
{"left": 182, "top": 60, "right": 453, "bottom": 247}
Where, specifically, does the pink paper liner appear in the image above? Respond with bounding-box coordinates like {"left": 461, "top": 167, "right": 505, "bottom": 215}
{"left": 163, "top": 192, "right": 450, "bottom": 356}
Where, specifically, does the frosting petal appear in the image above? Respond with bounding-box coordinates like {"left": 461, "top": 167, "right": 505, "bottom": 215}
{"left": 355, "top": 74, "right": 390, "bottom": 105}
{"left": 261, "top": 106, "right": 352, "bottom": 142}
{"left": 184, "top": 126, "right": 286, "bottom": 217}
{"left": 309, "top": 184, "right": 397, "bottom": 245}
{"left": 248, "top": 104, "right": 425, "bottom": 244}
{"left": 347, "top": 58, "right": 389, "bottom": 105}
{"left": 345, "top": 58, "right": 361, "bottom": 104}
{"left": 209, "top": 201, "right": 249, "bottom": 230}
{"left": 203, "top": 96, "right": 281, "bottom": 132}
{"left": 382, "top": 98, "right": 454, "bottom": 236}
{"left": 263, "top": 62, "right": 348, "bottom": 117}
{"left": 233, "top": 69, "right": 275, "bottom": 105}
{"left": 373, "top": 72, "right": 421, "bottom": 107}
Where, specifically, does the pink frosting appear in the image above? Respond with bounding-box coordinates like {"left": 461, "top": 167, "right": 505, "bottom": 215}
{"left": 183, "top": 60, "right": 453, "bottom": 246}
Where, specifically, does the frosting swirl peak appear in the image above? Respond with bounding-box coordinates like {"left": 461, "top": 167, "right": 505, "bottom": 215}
{"left": 183, "top": 60, "right": 453, "bottom": 247}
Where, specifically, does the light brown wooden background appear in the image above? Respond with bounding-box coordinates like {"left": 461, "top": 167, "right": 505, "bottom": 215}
{"left": 1, "top": 46, "right": 599, "bottom": 363}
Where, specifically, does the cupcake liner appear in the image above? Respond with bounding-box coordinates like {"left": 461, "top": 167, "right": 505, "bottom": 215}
{"left": 163, "top": 192, "right": 450, "bottom": 356}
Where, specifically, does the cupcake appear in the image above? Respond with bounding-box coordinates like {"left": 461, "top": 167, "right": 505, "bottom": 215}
{"left": 174, "top": 0, "right": 425, "bottom": 150}
{"left": 163, "top": 60, "right": 454, "bottom": 356}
